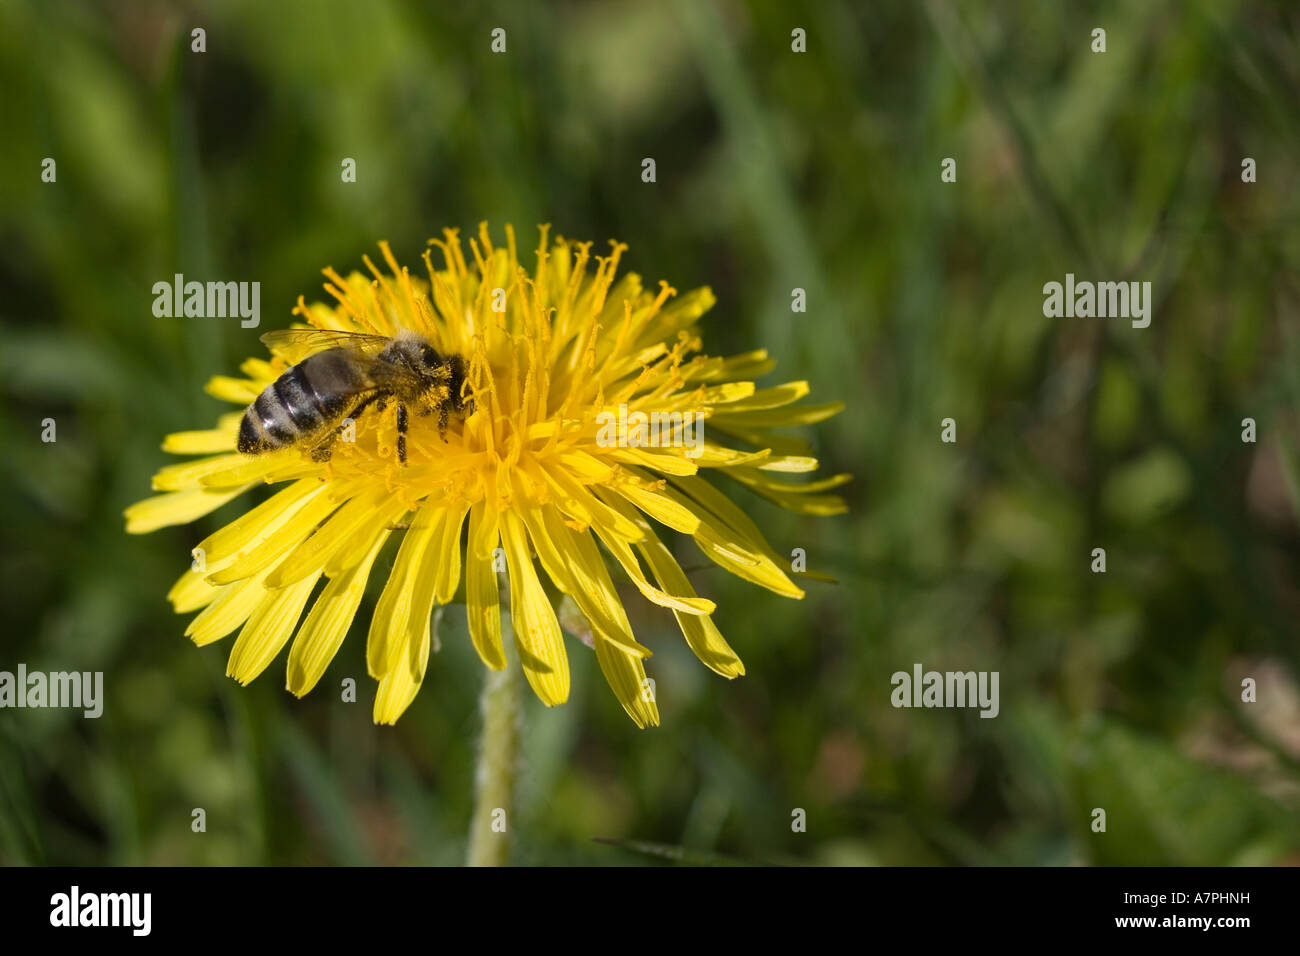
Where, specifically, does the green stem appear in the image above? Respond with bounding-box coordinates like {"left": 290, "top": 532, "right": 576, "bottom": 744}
{"left": 467, "top": 648, "right": 519, "bottom": 867}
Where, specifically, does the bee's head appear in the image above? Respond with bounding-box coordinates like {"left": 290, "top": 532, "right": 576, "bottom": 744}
{"left": 446, "top": 354, "right": 468, "bottom": 410}
{"left": 391, "top": 337, "right": 469, "bottom": 411}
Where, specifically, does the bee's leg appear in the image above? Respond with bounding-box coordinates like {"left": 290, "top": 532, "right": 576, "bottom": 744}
{"left": 438, "top": 401, "right": 450, "bottom": 439}
{"left": 309, "top": 439, "right": 335, "bottom": 464}
{"left": 309, "top": 393, "right": 381, "bottom": 463}
{"left": 396, "top": 403, "right": 408, "bottom": 465}
{"left": 308, "top": 424, "right": 347, "bottom": 463}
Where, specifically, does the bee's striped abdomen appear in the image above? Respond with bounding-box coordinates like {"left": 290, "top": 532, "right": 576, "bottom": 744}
{"left": 237, "top": 348, "right": 369, "bottom": 454}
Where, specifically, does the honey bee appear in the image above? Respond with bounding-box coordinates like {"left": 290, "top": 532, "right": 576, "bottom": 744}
{"left": 236, "top": 329, "right": 468, "bottom": 465}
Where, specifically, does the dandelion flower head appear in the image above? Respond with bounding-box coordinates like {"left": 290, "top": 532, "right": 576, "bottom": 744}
{"left": 125, "top": 224, "right": 848, "bottom": 727}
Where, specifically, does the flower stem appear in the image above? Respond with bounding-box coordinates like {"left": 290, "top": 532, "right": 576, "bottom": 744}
{"left": 467, "top": 647, "right": 519, "bottom": 867}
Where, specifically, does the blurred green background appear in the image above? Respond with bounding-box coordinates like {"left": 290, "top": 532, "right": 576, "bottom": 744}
{"left": 3, "top": 0, "right": 1300, "bottom": 866}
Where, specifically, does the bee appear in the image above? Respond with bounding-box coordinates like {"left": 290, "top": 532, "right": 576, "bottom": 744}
{"left": 236, "top": 329, "right": 468, "bottom": 465}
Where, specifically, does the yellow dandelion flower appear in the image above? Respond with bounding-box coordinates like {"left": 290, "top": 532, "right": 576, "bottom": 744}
{"left": 125, "top": 223, "right": 849, "bottom": 727}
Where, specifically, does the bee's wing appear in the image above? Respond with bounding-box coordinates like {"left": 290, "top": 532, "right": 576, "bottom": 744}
{"left": 260, "top": 328, "right": 392, "bottom": 365}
